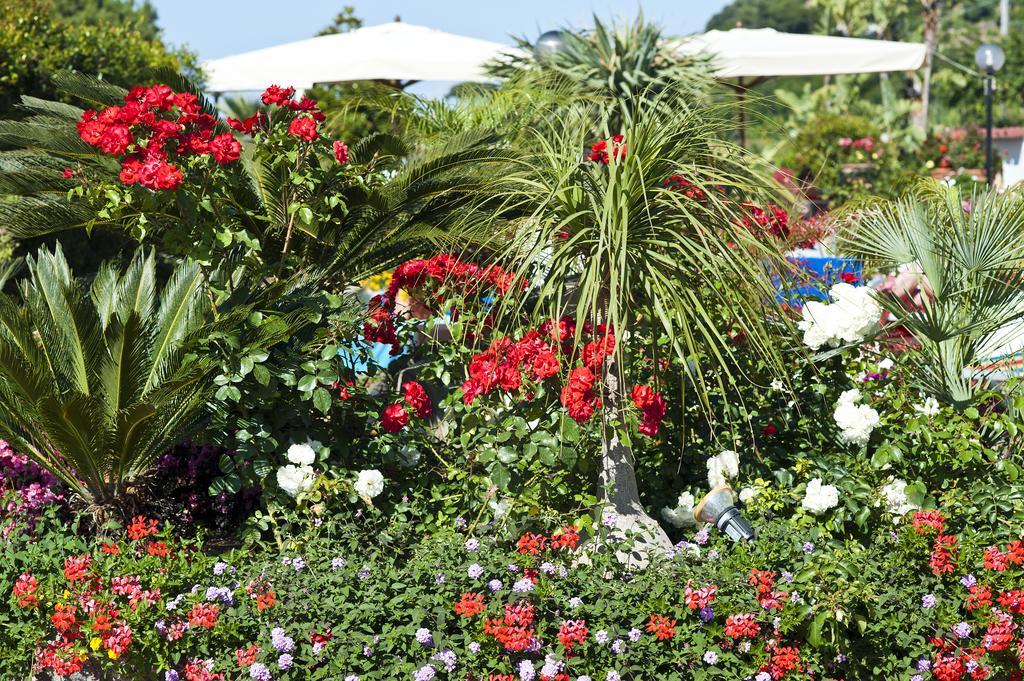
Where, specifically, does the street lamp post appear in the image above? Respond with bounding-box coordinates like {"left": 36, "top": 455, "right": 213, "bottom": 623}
{"left": 975, "top": 44, "right": 1006, "bottom": 185}
{"left": 534, "top": 30, "right": 567, "bottom": 63}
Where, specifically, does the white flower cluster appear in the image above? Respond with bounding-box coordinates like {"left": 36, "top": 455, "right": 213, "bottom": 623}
{"left": 833, "top": 389, "right": 880, "bottom": 445}
{"left": 798, "top": 283, "right": 882, "bottom": 350}
{"left": 660, "top": 491, "right": 696, "bottom": 527}
{"left": 914, "top": 396, "right": 941, "bottom": 417}
{"left": 276, "top": 441, "right": 322, "bottom": 497}
{"left": 801, "top": 478, "right": 839, "bottom": 515}
{"left": 706, "top": 450, "right": 740, "bottom": 489}
{"left": 880, "top": 478, "right": 919, "bottom": 520}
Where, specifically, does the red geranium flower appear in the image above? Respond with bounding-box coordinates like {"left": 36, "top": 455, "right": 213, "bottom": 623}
{"left": 724, "top": 613, "right": 760, "bottom": 639}
{"left": 646, "top": 614, "right": 677, "bottom": 640}
{"left": 557, "top": 619, "right": 589, "bottom": 650}
{"left": 454, "top": 592, "right": 486, "bottom": 617}
{"left": 261, "top": 84, "right": 296, "bottom": 106}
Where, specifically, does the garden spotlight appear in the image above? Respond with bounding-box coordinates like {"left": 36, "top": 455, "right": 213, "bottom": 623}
{"left": 694, "top": 486, "right": 756, "bottom": 543}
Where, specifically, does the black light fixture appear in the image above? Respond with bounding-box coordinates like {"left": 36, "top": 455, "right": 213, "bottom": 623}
{"left": 975, "top": 43, "right": 1006, "bottom": 185}
{"left": 693, "top": 486, "right": 756, "bottom": 543}
{"left": 534, "top": 30, "right": 567, "bottom": 63}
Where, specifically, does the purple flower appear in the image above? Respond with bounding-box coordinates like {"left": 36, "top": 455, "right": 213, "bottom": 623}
{"left": 960, "top": 574, "right": 977, "bottom": 588}
{"left": 781, "top": 571, "right": 794, "bottom": 583}
{"left": 699, "top": 606, "right": 715, "bottom": 622}
{"left": 507, "top": 563, "right": 520, "bottom": 573}
{"left": 708, "top": 549, "right": 719, "bottom": 559}
{"left": 756, "top": 674, "right": 772, "bottom": 681}
{"left": 249, "top": 663, "right": 272, "bottom": 681}
{"left": 802, "top": 542, "right": 815, "bottom": 554}
{"left": 465, "top": 538, "right": 479, "bottom": 551}
{"left": 413, "top": 665, "right": 436, "bottom": 681}
{"left": 416, "top": 627, "right": 434, "bottom": 647}
{"left": 921, "top": 594, "right": 937, "bottom": 610}
{"left": 277, "top": 654, "right": 293, "bottom": 671}
{"left": 612, "top": 639, "right": 625, "bottom": 654}
{"left": 270, "top": 627, "right": 294, "bottom": 652}
{"left": 512, "top": 578, "right": 534, "bottom": 593}
{"left": 455, "top": 517, "right": 467, "bottom": 530}
{"left": 602, "top": 512, "right": 618, "bottom": 528}
{"left": 628, "top": 628, "right": 642, "bottom": 642}
{"left": 703, "top": 651, "right": 718, "bottom": 665}
{"left": 436, "top": 572, "right": 446, "bottom": 585}
{"left": 606, "top": 672, "right": 620, "bottom": 681}
{"left": 345, "top": 676, "right": 359, "bottom": 681}
{"left": 468, "top": 641, "right": 481, "bottom": 654}
{"left": 911, "top": 676, "right": 923, "bottom": 681}
{"left": 916, "top": 659, "right": 932, "bottom": 671}
{"left": 953, "top": 622, "right": 971, "bottom": 639}
{"left": 358, "top": 567, "right": 370, "bottom": 580}
{"left": 291, "top": 557, "right": 305, "bottom": 572}
{"left": 694, "top": 529, "right": 709, "bottom": 545}
{"left": 213, "top": 561, "right": 230, "bottom": 576}
{"left": 594, "top": 630, "right": 609, "bottom": 644}
{"left": 568, "top": 596, "right": 582, "bottom": 609}
{"left": 488, "top": 579, "right": 503, "bottom": 592}
{"left": 518, "top": 659, "right": 535, "bottom": 680}
{"left": 332, "top": 557, "right": 346, "bottom": 570}
{"left": 165, "top": 672, "right": 180, "bottom": 681}
{"left": 432, "top": 649, "right": 457, "bottom": 673}
{"left": 467, "top": 563, "right": 484, "bottom": 579}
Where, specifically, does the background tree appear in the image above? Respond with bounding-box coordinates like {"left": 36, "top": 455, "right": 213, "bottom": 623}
{"left": 706, "top": 0, "right": 821, "bottom": 33}
{"left": 0, "top": 0, "right": 197, "bottom": 114}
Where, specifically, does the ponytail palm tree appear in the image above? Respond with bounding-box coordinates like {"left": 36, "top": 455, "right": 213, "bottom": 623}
{"left": 461, "top": 91, "right": 794, "bottom": 550}
{"left": 0, "top": 246, "right": 230, "bottom": 509}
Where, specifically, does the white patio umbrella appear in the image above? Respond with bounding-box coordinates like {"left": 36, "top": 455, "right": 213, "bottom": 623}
{"left": 672, "top": 28, "right": 928, "bottom": 145}
{"left": 203, "top": 21, "right": 522, "bottom": 93}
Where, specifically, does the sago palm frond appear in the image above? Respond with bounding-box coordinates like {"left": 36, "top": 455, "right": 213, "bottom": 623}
{"left": 0, "top": 245, "right": 234, "bottom": 507}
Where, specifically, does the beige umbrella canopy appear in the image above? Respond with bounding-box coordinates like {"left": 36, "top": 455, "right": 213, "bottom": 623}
{"left": 671, "top": 28, "right": 928, "bottom": 145}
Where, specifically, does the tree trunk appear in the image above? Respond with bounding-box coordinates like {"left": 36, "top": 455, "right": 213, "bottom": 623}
{"left": 912, "top": 1, "right": 941, "bottom": 132}
{"left": 599, "top": 355, "right": 673, "bottom": 560}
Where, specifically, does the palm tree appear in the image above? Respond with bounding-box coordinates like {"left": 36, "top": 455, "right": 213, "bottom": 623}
{"left": 838, "top": 182, "right": 1024, "bottom": 408}
{"left": 0, "top": 245, "right": 258, "bottom": 512}
{"left": 457, "top": 90, "right": 794, "bottom": 551}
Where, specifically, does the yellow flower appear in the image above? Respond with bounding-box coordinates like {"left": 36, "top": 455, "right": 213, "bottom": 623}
{"left": 90, "top": 637, "right": 102, "bottom": 651}
{"left": 107, "top": 649, "right": 119, "bottom": 660}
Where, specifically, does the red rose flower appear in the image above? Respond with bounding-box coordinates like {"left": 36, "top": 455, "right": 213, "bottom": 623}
{"left": 530, "top": 350, "right": 560, "bottom": 380}
{"left": 208, "top": 133, "right": 241, "bottom": 164}
{"left": 333, "top": 140, "right": 349, "bottom": 164}
{"left": 402, "top": 381, "right": 433, "bottom": 418}
{"left": 288, "top": 116, "right": 319, "bottom": 141}
{"left": 261, "top": 84, "right": 296, "bottom": 106}
{"left": 381, "top": 403, "right": 410, "bottom": 433}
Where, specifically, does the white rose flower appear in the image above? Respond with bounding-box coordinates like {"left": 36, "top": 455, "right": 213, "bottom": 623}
{"left": 286, "top": 442, "right": 317, "bottom": 466}
{"left": 801, "top": 478, "right": 839, "bottom": 515}
{"left": 706, "top": 450, "right": 740, "bottom": 489}
{"left": 914, "top": 397, "right": 941, "bottom": 417}
{"left": 660, "top": 491, "right": 696, "bottom": 527}
{"left": 277, "top": 464, "right": 315, "bottom": 497}
{"left": 833, "top": 389, "right": 880, "bottom": 445}
{"left": 880, "top": 478, "right": 919, "bottom": 519}
{"left": 354, "top": 469, "right": 385, "bottom": 499}
{"left": 798, "top": 283, "right": 882, "bottom": 350}
{"left": 738, "top": 487, "right": 759, "bottom": 503}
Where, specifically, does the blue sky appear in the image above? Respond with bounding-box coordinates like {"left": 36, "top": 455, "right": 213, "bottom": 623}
{"left": 151, "top": 1, "right": 732, "bottom": 95}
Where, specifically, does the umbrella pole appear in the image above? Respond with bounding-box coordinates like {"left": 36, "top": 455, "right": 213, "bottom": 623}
{"left": 737, "top": 77, "right": 746, "bottom": 148}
